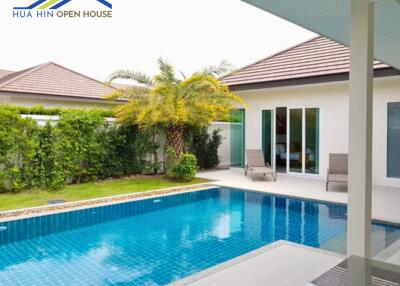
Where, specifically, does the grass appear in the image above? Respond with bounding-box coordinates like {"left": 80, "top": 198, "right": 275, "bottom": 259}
{"left": 0, "top": 176, "right": 208, "bottom": 212}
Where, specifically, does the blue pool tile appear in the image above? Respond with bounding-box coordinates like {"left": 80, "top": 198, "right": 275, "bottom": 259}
{"left": 0, "top": 188, "right": 399, "bottom": 286}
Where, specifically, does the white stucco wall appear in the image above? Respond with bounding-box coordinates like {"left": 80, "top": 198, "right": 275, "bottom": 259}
{"left": 0, "top": 91, "right": 111, "bottom": 109}
{"left": 237, "top": 76, "right": 400, "bottom": 188}
{"left": 209, "top": 122, "right": 231, "bottom": 168}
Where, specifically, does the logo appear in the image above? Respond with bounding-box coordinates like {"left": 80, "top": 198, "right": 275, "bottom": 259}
{"left": 14, "top": 0, "right": 112, "bottom": 10}
{"left": 12, "top": 0, "right": 113, "bottom": 18}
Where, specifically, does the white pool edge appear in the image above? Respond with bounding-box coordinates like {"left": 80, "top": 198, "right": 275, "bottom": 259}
{"left": 170, "top": 240, "right": 345, "bottom": 286}
{"left": 0, "top": 183, "right": 217, "bottom": 222}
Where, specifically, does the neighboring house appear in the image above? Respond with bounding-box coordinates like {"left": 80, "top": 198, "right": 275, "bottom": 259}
{"left": 221, "top": 36, "right": 400, "bottom": 188}
{"left": 0, "top": 62, "right": 118, "bottom": 108}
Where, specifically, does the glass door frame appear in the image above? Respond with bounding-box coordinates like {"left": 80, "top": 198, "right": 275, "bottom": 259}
{"left": 262, "top": 109, "right": 274, "bottom": 169}
{"left": 287, "top": 106, "right": 306, "bottom": 175}
{"left": 266, "top": 106, "right": 320, "bottom": 176}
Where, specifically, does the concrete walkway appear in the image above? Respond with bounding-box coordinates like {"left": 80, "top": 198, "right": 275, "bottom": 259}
{"left": 173, "top": 241, "right": 344, "bottom": 286}
{"left": 197, "top": 168, "right": 400, "bottom": 224}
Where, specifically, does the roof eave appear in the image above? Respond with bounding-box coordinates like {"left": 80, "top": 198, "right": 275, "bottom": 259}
{"left": 227, "top": 67, "right": 400, "bottom": 91}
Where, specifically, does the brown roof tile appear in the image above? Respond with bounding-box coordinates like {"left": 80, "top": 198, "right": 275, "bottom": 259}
{"left": 0, "top": 70, "right": 14, "bottom": 80}
{"left": 0, "top": 62, "right": 115, "bottom": 100}
{"left": 221, "top": 37, "right": 391, "bottom": 86}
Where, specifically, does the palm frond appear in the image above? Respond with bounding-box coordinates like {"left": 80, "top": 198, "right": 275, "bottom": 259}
{"left": 157, "top": 58, "right": 177, "bottom": 84}
{"left": 201, "top": 60, "right": 236, "bottom": 76}
{"left": 108, "top": 70, "right": 153, "bottom": 86}
{"left": 104, "top": 89, "right": 123, "bottom": 101}
{"left": 179, "top": 71, "right": 187, "bottom": 80}
{"left": 118, "top": 86, "right": 150, "bottom": 100}
{"left": 105, "top": 85, "right": 150, "bottom": 101}
{"left": 111, "top": 59, "right": 245, "bottom": 132}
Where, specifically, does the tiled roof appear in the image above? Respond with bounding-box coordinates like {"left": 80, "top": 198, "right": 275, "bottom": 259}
{"left": 0, "top": 70, "right": 14, "bottom": 80}
{"left": 221, "top": 37, "right": 391, "bottom": 87}
{"left": 0, "top": 62, "right": 115, "bottom": 100}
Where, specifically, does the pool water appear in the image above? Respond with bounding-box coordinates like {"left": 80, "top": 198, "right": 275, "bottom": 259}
{"left": 0, "top": 187, "right": 399, "bottom": 285}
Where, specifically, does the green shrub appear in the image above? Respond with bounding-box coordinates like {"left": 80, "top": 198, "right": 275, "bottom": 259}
{"left": 168, "top": 153, "right": 198, "bottom": 182}
{"left": 0, "top": 105, "right": 114, "bottom": 117}
{"left": 185, "top": 127, "right": 222, "bottom": 169}
{"left": 0, "top": 106, "right": 161, "bottom": 192}
{"left": 32, "top": 123, "right": 64, "bottom": 191}
{"left": 0, "top": 109, "right": 39, "bottom": 192}
{"left": 100, "top": 125, "right": 160, "bottom": 177}
{"left": 52, "top": 110, "right": 106, "bottom": 184}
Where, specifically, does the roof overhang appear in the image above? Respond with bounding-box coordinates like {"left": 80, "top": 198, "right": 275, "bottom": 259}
{"left": 241, "top": 0, "right": 400, "bottom": 70}
{"left": 229, "top": 67, "right": 400, "bottom": 91}
{"left": 0, "top": 90, "right": 126, "bottom": 103}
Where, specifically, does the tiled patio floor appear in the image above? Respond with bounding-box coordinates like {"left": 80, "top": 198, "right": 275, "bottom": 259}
{"left": 197, "top": 168, "right": 400, "bottom": 224}
{"left": 173, "top": 241, "right": 344, "bottom": 286}
{"left": 190, "top": 168, "right": 400, "bottom": 284}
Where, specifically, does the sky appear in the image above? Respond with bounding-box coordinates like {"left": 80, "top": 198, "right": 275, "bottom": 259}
{"left": 0, "top": 0, "right": 315, "bottom": 82}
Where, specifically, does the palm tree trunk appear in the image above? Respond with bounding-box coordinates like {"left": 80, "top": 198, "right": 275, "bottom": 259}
{"left": 166, "top": 123, "right": 184, "bottom": 159}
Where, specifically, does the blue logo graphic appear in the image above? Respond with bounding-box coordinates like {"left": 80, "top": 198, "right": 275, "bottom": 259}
{"left": 14, "top": 0, "right": 112, "bottom": 10}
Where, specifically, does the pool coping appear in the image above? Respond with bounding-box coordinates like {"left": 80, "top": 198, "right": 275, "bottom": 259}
{"left": 170, "top": 240, "right": 346, "bottom": 286}
{"left": 1, "top": 183, "right": 399, "bottom": 227}
{"left": 1, "top": 183, "right": 398, "bottom": 275}
{"left": 0, "top": 183, "right": 217, "bottom": 222}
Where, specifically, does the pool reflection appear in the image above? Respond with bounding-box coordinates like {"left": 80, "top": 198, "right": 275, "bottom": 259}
{"left": 0, "top": 187, "right": 399, "bottom": 286}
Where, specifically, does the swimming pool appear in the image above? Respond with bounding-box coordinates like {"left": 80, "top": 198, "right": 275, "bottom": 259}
{"left": 0, "top": 187, "right": 399, "bottom": 285}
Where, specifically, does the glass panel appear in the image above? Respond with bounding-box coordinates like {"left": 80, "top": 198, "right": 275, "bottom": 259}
{"left": 305, "top": 108, "right": 320, "bottom": 174}
{"left": 262, "top": 110, "right": 273, "bottom": 166}
{"left": 230, "top": 109, "right": 245, "bottom": 167}
{"left": 275, "top": 107, "right": 287, "bottom": 173}
{"left": 388, "top": 103, "right": 400, "bottom": 178}
{"left": 289, "top": 109, "right": 303, "bottom": 173}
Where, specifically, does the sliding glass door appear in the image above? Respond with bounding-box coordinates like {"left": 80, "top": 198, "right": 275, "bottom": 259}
{"left": 230, "top": 109, "right": 245, "bottom": 167}
{"left": 265, "top": 107, "right": 319, "bottom": 175}
{"left": 305, "top": 108, "right": 319, "bottom": 174}
{"left": 289, "top": 108, "right": 303, "bottom": 173}
{"left": 262, "top": 110, "right": 273, "bottom": 167}
{"left": 275, "top": 107, "right": 287, "bottom": 173}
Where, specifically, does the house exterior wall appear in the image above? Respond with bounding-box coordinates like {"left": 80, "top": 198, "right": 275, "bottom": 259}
{"left": 236, "top": 76, "right": 400, "bottom": 188}
{"left": 209, "top": 122, "right": 231, "bottom": 168}
{"left": 0, "top": 91, "right": 111, "bottom": 109}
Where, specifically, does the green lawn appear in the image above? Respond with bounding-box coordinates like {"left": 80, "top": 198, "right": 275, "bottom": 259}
{"left": 0, "top": 176, "right": 207, "bottom": 212}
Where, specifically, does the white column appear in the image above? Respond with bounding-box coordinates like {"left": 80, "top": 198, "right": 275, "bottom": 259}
{"left": 347, "top": 0, "right": 374, "bottom": 258}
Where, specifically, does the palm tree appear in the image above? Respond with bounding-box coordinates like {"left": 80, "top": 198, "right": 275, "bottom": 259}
{"left": 107, "top": 58, "right": 244, "bottom": 159}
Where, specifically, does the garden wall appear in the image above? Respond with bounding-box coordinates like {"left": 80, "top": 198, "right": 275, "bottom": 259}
{"left": 0, "top": 106, "right": 231, "bottom": 193}
{"left": 25, "top": 115, "right": 231, "bottom": 169}
{"left": 209, "top": 122, "right": 231, "bottom": 168}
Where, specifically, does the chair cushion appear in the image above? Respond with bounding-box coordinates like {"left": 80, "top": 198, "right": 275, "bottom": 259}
{"left": 329, "top": 173, "right": 348, "bottom": 183}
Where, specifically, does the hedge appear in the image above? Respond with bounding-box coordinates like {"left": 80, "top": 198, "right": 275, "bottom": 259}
{"left": 184, "top": 127, "right": 222, "bottom": 170}
{"left": 0, "top": 106, "right": 158, "bottom": 192}
{"left": 0, "top": 105, "right": 114, "bottom": 117}
{"left": 0, "top": 105, "right": 223, "bottom": 192}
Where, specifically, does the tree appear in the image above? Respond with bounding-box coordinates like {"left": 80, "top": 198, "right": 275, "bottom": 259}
{"left": 107, "top": 58, "right": 244, "bottom": 159}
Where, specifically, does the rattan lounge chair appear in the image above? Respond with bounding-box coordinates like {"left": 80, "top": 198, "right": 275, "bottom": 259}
{"left": 245, "top": 149, "right": 277, "bottom": 181}
{"left": 326, "top": 153, "right": 348, "bottom": 191}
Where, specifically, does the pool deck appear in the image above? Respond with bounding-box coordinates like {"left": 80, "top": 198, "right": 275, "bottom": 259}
{"left": 175, "top": 169, "right": 400, "bottom": 285}
{"left": 197, "top": 168, "right": 400, "bottom": 224}
{"left": 173, "top": 241, "right": 344, "bottom": 286}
